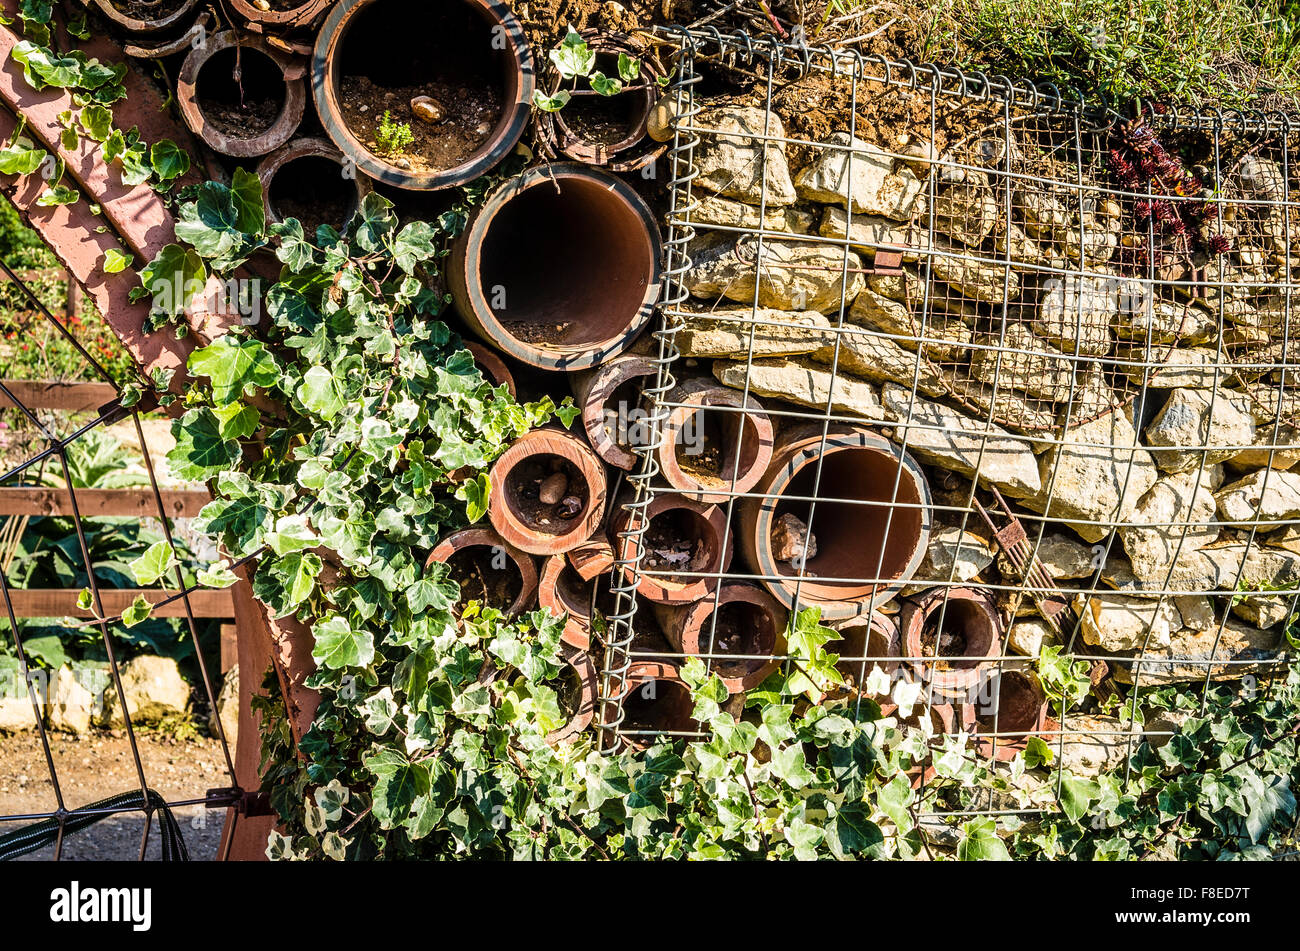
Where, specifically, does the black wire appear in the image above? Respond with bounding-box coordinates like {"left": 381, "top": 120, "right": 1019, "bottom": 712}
{"left": 0, "top": 789, "right": 190, "bottom": 862}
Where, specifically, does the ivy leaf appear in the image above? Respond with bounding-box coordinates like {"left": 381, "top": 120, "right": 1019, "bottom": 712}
{"left": 102, "top": 248, "right": 131, "bottom": 273}
{"left": 1058, "top": 772, "right": 1102, "bottom": 824}
{"left": 617, "top": 53, "right": 641, "bottom": 82}
{"left": 259, "top": 551, "right": 324, "bottom": 617}
{"left": 1024, "top": 735, "right": 1054, "bottom": 768}
{"left": 167, "top": 407, "right": 240, "bottom": 481}
{"left": 956, "top": 817, "right": 1010, "bottom": 861}
{"left": 230, "top": 166, "right": 265, "bottom": 235}
{"left": 363, "top": 748, "right": 430, "bottom": 830}
{"left": 211, "top": 401, "right": 259, "bottom": 441}
{"left": 830, "top": 802, "right": 885, "bottom": 859}
{"left": 391, "top": 221, "right": 438, "bottom": 273}
{"left": 590, "top": 72, "right": 622, "bottom": 96}
{"left": 197, "top": 561, "right": 239, "bottom": 589}
{"left": 79, "top": 104, "right": 113, "bottom": 142}
{"left": 129, "top": 540, "right": 175, "bottom": 586}
{"left": 0, "top": 136, "right": 46, "bottom": 175}
{"left": 363, "top": 687, "right": 399, "bottom": 735}
{"left": 312, "top": 615, "right": 374, "bottom": 670}
{"left": 531, "top": 89, "right": 571, "bottom": 112}
{"left": 122, "top": 594, "right": 153, "bottom": 628}
{"left": 37, "top": 185, "right": 79, "bottom": 206}
{"left": 549, "top": 27, "right": 595, "bottom": 79}
{"left": 455, "top": 472, "right": 490, "bottom": 523}
{"left": 296, "top": 365, "right": 344, "bottom": 421}
{"left": 1243, "top": 773, "right": 1295, "bottom": 842}
{"left": 139, "top": 243, "right": 206, "bottom": 319}
{"left": 265, "top": 514, "right": 318, "bottom": 556}
{"left": 188, "top": 336, "right": 280, "bottom": 404}
{"left": 150, "top": 140, "right": 190, "bottom": 181}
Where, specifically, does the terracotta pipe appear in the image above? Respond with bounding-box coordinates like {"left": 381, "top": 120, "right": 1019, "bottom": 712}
{"left": 545, "top": 645, "right": 597, "bottom": 745}
{"left": 570, "top": 354, "right": 657, "bottom": 470}
{"left": 312, "top": 0, "right": 533, "bottom": 190}
{"left": 426, "top": 526, "right": 538, "bottom": 615}
{"left": 833, "top": 610, "right": 902, "bottom": 691}
{"left": 487, "top": 427, "right": 608, "bottom": 555}
{"left": 972, "top": 664, "right": 1049, "bottom": 760}
{"left": 534, "top": 30, "right": 666, "bottom": 173}
{"left": 611, "top": 492, "right": 733, "bottom": 605}
{"left": 123, "top": 10, "right": 212, "bottom": 59}
{"left": 567, "top": 539, "right": 615, "bottom": 580}
{"left": 738, "top": 425, "right": 931, "bottom": 622}
{"left": 900, "top": 587, "right": 1001, "bottom": 695}
{"left": 464, "top": 340, "right": 516, "bottom": 398}
{"left": 90, "top": 0, "right": 201, "bottom": 33}
{"left": 230, "top": 0, "right": 336, "bottom": 32}
{"left": 652, "top": 582, "right": 786, "bottom": 692}
{"left": 449, "top": 162, "right": 662, "bottom": 370}
{"left": 177, "top": 31, "right": 307, "bottom": 157}
{"left": 256, "top": 136, "right": 372, "bottom": 233}
{"left": 610, "top": 661, "right": 698, "bottom": 749}
{"left": 657, "top": 378, "right": 773, "bottom": 504}
{"left": 538, "top": 553, "right": 604, "bottom": 650}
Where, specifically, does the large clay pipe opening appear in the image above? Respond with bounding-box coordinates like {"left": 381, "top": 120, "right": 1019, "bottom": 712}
{"left": 738, "top": 426, "right": 931, "bottom": 621}
{"left": 257, "top": 137, "right": 372, "bottom": 235}
{"left": 658, "top": 379, "right": 773, "bottom": 504}
{"left": 91, "top": 0, "right": 201, "bottom": 33}
{"left": 901, "top": 588, "right": 1001, "bottom": 695}
{"left": 571, "top": 355, "right": 656, "bottom": 470}
{"left": 538, "top": 553, "right": 615, "bottom": 650}
{"left": 974, "top": 666, "right": 1048, "bottom": 751}
{"left": 178, "top": 32, "right": 306, "bottom": 157}
{"left": 428, "top": 527, "right": 538, "bottom": 616}
{"left": 834, "top": 611, "right": 901, "bottom": 694}
{"left": 313, "top": 0, "right": 533, "bottom": 190}
{"left": 612, "top": 493, "right": 733, "bottom": 605}
{"left": 653, "top": 583, "right": 786, "bottom": 692}
{"left": 488, "top": 427, "right": 607, "bottom": 555}
{"left": 614, "top": 663, "right": 698, "bottom": 748}
{"left": 450, "top": 163, "right": 663, "bottom": 371}
{"left": 544, "top": 646, "right": 597, "bottom": 746}
{"left": 231, "top": 0, "right": 335, "bottom": 31}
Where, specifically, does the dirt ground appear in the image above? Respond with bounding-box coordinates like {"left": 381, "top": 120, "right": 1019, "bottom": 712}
{"left": 0, "top": 731, "right": 232, "bottom": 861}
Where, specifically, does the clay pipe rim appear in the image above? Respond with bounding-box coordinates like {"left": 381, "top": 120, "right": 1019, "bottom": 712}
{"left": 657, "top": 378, "right": 774, "bottom": 504}
{"left": 611, "top": 492, "right": 734, "bottom": 605}
{"left": 538, "top": 554, "right": 594, "bottom": 650}
{"left": 654, "top": 582, "right": 787, "bottom": 692}
{"left": 90, "top": 0, "right": 202, "bottom": 33}
{"left": 230, "top": 0, "right": 336, "bottom": 30}
{"left": 487, "top": 427, "right": 608, "bottom": 556}
{"left": 255, "top": 135, "right": 373, "bottom": 226}
{"left": 312, "top": 0, "right": 534, "bottom": 191}
{"left": 176, "top": 30, "right": 307, "bottom": 158}
{"left": 464, "top": 340, "right": 517, "bottom": 399}
{"left": 570, "top": 354, "right": 658, "bottom": 470}
{"left": 545, "top": 645, "right": 597, "bottom": 746}
{"left": 610, "top": 661, "right": 698, "bottom": 749}
{"left": 426, "top": 525, "right": 539, "bottom": 616}
{"left": 900, "top": 587, "right": 1002, "bottom": 692}
{"left": 833, "top": 610, "right": 903, "bottom": 690}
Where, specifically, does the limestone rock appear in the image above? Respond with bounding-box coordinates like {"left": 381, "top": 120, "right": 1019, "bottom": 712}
{"left": 1231, "top": 594, "right": 1294, "bottom": 629}
{"left": 104, "top": 655, "right": 191, "bottom": 727}
{"left": 209, "top": 665, "right": 239, "bottom": 746}
{"left": 713, "top": 358, "right": 884, "bottom": 419}
{"left": 880, "top": 383, "right": 1042, "bottom": 496}
{"left": 1112, "top": 618, "right": 1282, "bottom": 684}
{"left": 1007, "top": 616, "right": 1058, "bottom": 657}
{"left": 1143, "top": 388, "right": 1256, "bottom": 472}
{"left": 1058, "top": 715, "right": 1141, "bottom": 776}
{"left": 813, "top": 329, "right": 946, "bottom": 396}
{"left": 1033, "top": 274, "right": 1114, "bottom": 357}
{"left": 50, "top": 665, "right": 98, "bottom": 735}
{"left": 1016, "top": 183, "right": 1071, "bottom": 240}
{"left": 1112, "top": 296, "right": 1216, "bottom": 344}
{"left": 1120, "top": 468, "right": 1221, "bottom": 585}
{"left": 694, "top": 106, "right": 797, "bottom": 205}
{"left": 772, "top": 513, "right": 817, "bottom": 562}
{"left": 995, "top": 221, "right": 1066, "bottom": 270}
{"left": 1075, "top": 592, "right": 1179, "bottom": 652}
{"left": 955, "top": 382, "right": 1061, "bottom": 435}
{"left": 999, "top": 533, "right": 1096, "bottom": 580}
{"left": 794, "top": 133, "right": 923, "bottom": 219}
{"left": 1124, "top": 348, "right": 1223, "bottom": 390}
{"left": 1217, "top": 468, "right": 1300, "bottom": 524}
{"left": 818, "top": 206, "right": 932, "bottom": 261}
{"left": 1023, "top": 409, "right": 1158, "bottom": 543}
{"left": 676, "top": 308, "right": 835, "bottom": 358}
{"left": 1227, "top": 422, "right": 1300, "bottom": 471}
{"left": 901, "top": 525, "right": 993, "bottom": 595}
{"left": 971, "top": 323, "right": 1076, "bottom": 402}
{"left": 0, "top": 697, "right": 39, "bottom": 731}
{"left": 689, "top": 194, "right": 817, "bottom": 233}
{"left": 930, "top": 247, "right": 1019, "bottom": 304}
{"left": 1175, "top": 595, "right": 1218, "bottom": 632}
{"left": 932, "top": 182, "right": 997, "bottom": 247}
{"left": 682, "top": 233, "right": 864, "bottom": 313}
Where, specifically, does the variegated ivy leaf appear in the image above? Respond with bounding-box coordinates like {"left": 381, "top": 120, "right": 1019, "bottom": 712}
{"left": 128, "top": 540, "right": 175, "bottom": 586}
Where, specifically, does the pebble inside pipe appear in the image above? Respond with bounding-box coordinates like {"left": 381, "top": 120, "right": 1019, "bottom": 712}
{"left": 449, "top": 162, "right": 663, "bottom": 370}
{"left": 657, "top": 378, "right": 773, "bottom": 504}
{"left": 611, "top": 492, "right": 733, "bottom": 605}
{"left": 427, "top": 526, "right": 538, "bottom": 616}
{"left": 487, "top": 427, "right": 608, "bottom": 556}
{"left": 738, "top": 425, "right": 932, "bottom": 622}
{"left": 570, "top": 354, "right": 657, "bottom": 470}
{"left": 177, "top": 31, "right": 307, "bottom": 157}
{"left": 312, "top": 0, "right": 533, "bottom": 190}
{"left": 256, "top": 137, "right": 372, "bottom": 235}
{"left": 652, "top": 583, "right": 786, "bottom": 692}
{"left": 900, "top": 587, "right": 1002, "bottom": 697}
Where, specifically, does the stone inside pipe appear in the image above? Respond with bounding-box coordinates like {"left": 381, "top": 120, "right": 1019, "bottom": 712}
{"left": 90, "top": 0, "right": 201, "bottom": 33}
{"left": 611, "top": 493, "right": 733, "bottom": 605}
{"left": 313, "top": 0, "right": 533, "bottom": 190}
{"left": 257, "top": 137, "right": 372, "bottom": 235}
{"left": 487, "top": 427, "right": 608, "bottom": 556}
{"left": 901, "top": 587, "right": 1002, "bottom": 695}
{"left": 738, "top": 425, "right": 932, "bottom": 621}
{"left": 449, "top": 163, "right": 662, "bottom": 370}
{"left": 570, "top": 354, "right": 657, "bottom": 470}
{"left": 657, "top": 378, "right": 773, "bottom": 504}
{"left": 177, "top": 31, "right": 306, "bottom": 157}
{"left": 652, "top": 583, "right": 786, "bottom": 692}
{"left": 427, "top": 527, "right": 538, "bottom": 616}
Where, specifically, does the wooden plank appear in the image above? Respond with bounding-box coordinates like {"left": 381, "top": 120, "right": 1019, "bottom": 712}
{"left": 0, "top": 487, "right": 210, "bottom": 518}
{"left": 0, "top": 379, "right": 118, "bottom": 412}
{"left": 3, "top": 588, "right": 236, "bottom": 619}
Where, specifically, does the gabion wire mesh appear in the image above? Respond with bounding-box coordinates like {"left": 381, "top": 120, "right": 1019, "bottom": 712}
{"left": 0, "top": 254, "right": 237, "bottom": 860}
{"left": 597, "top": 28, "right": 1297, "bottom": 819}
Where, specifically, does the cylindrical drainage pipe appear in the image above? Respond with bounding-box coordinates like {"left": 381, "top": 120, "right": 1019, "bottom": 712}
{"left": 570, "top": 354, "right": 657, "bottom": 470}
{"left": 177, "top": 31, "right": 307, "bottom": 157}
{"left": 972, "top": 663, "right": 1048, "bottom": 759}
{"left": 900, "top": 587, "right": 1001, "bottom": 696}
{"left": 256, "top": 137, "right": 372, "bottom": 234}
{"left": 657, "top": 378, "right": 773, "bottom": 504}
{"left": 487, "top": 427, "right": 607, "bottom": 556}
{"left": 91, "top": 0, "right": 201, "bottom": 33}
{"left": 609, "top": 661, "right": 698, "bottom": 749}
{"left": 312, "top": 0, "right": 533, "bottom": 190}
{"left": 611, "top": 492, "right": 733, "bottom": 605}
{"left": 464, "top": 340, "right": 517, "bottom": 398}
{"left": 427, "top": 526, "right": 538, "bottom": 615}
{"left": 738, "top": 425, "right": 931, "bottom": 622}
{"left": 545, "top": 646, "right": 597, "bottom": 746}
{"left": 833, "top": 611, "right": 902, "bottom": 694}
{"left": 231, "top": 0, "right": 335, "bottom": 32}
{"left": 652, "top": 583, "right": 786, "bottom": 692}
{"left": 538, "top": 553, "right": 609, "bottom": 650}
{"left": 449, "top": 162, "right": 662, "bottom": 371}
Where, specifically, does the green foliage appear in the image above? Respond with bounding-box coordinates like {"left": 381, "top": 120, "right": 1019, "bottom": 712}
{"left": 375, "top": 111, "right": 415, "bottom": 157}
{"left": 532, "top": 27, "right": 645, "bottom": 112}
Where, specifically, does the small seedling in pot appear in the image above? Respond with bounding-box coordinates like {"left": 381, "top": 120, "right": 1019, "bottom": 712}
{"left": 376, "top": 110, "right": 415, "bottom": 157}
{"left": 532, "top": 26, "right": 646, "bottom": 113}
